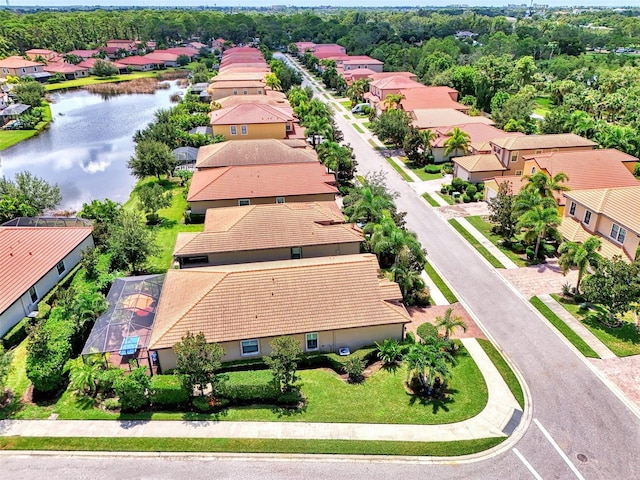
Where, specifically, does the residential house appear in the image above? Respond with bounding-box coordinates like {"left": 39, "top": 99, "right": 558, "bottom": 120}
{"left": 209, "top": 103, "right": 295, "bottom": 141}
{"left": 0, "top": 224, "right": 94, "bottom": 336}
{"left": 432, "top": 123, "right": 523, "bottom": 163}
{"left": 25, "top": 49, "right": 59, "bottom": 62}
{"left": 216, "top": 91, "right": 288, "bottom": 108}
{"left": 187, "top": 41, "right": 208, "bottom": 52}
{"left": 174, "top": 202, "right": 362, "bottom": 267}
{"left": 560, "top": 186, "right": 640, "bottom": 262}
{"left": 106, "top": 39, "right": 138, "bottom": 52}
{"left": 187, "top": 162, "right": 337, "bottom": 214}
{"left": 312, "top": 44, "right": 347, "bottom": 56}
{"left": 117, "top": 56, "right": 154, "bottom": 71}
{"left": 143, "top": 51, "right": 179, "bottom": 68}
{"left": 195, "top": 138, "right": 317, "bottom": 169}
{"left": 412, "top": 108, "right": 494, "bottom": 131}
{"left": 207, "top": 78, "right": 267, "bottom": 100}
{"left": 399, "top": 86, "right": 469, "bottom": 115}
{"left": 365, "top": 74, "right": 425, "bottom": 113}
{"left": 165, "top": 47, "right": 199, "bottom": 61}
{"left": 342, "top": 57, "right": 384, "bottom": 72}
{"left": 78, "top": 58, "right": 128, "bottom": 75}
{"left": 149, "top": 253, "right": 409, "bottom": 368}
{"left": 453, "top": 155, "right": 508, "bottom": 184}
{"left": 342, "top": 67, "right": 378, "bottom": 85}
{"left": 66, "top": 49, "right": 100, "bottom": 60}
{"left": 0, "top": 56, "right": 48, "bottom": 80}
{"left": 43, "top": 62, "right": 90, "bottom": 80}
{"left": 211, "top": 38, "right": 226, "bottom": 52}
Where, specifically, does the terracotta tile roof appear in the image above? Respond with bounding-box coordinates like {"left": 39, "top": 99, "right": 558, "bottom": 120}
{"left": 368, "top": 71, "right": 417, "bottom": 81}
{"left": 196, "top": 139, "right": 317, "bottom": 168}
{"left": 208, "top": 80, "right": 266, "bottom": 90}
{"left": 149, "top": 254, "right": 409, "bottom": 349}
{"left": 26, "top": 49, "right": 56, "bottom": 55}
{"left": 491, "top": 133, "right": 596, "bottom": 150}
{"left": 78, "top": 58, "right": 124, "bottom": 70}
{"left": 0, "top": 227, "right": 93, "bottom": 314}
{"left": 187, "top": 163, "right": 337, "bottom": 202}
{"left": 564, "top": 185, "right": 640, "bottom": 234}
{"left": 525, "top": 149, "right": 639, "bottom": 205}
{"left": 43, "top": 62, "right": 89, "bottom": 74}
{"left": 165, "top": 47, "right": 199, "bottom": 57}
{"left": 453, "top": 154, "right": 506, "bottom": 172}
{"left": 370, "top": 75, "right": 424, "bottom": 91}
{"left": 217, "top": 92, "right": 287, "bottom": 108}
{"left": 558, "top": 216, "right": 627, "bottom": 261}
{"left": 67, "top": 49, "right": 100, "bottom": 58}
{"left": 209, "top": 103, "right": 293, "bottom": 125}
{"left": 217, "top": 66, "right": 270, "bottom": 74}
{"left": 411, "top": 109, "right": 495, "bottom": 129}
{"left": 400, "top": 87, "right": 468, "bottom": 113}
{"left": 342, "top": 57, "right": 383, "bottom": 65}
{"left": 174, "top": 202, "right": 361, "bottom": 257}
{"left": 0, "top": 56, "right": 43, "bottom": 68}
{"left": 434, "top": 123, "right": 523, "bottom": 148}
{"left": 486, "top": 175, "right": 527, "bottom": 196}
{"left": 118, "top": 56, "right": 154, "bottom": 66}
{"left": 342, "top": 68, "right": 378, "bottom": 81}
{"left": 212, "top": 70, "right": 267, "bottom": 82}
{"left": 144, "top": 51, "right": 179, "bottom": 62}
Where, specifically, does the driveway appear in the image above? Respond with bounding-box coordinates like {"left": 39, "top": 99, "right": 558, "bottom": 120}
{"left": 501, "top": 258, "right": 579, "bottom": 298}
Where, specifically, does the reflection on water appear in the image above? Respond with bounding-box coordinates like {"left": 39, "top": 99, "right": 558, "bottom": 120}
{"left": 0, "top": 81, "right": 184, "bottom": 211}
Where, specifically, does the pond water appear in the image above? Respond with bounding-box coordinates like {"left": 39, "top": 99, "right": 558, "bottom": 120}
{"left": 0, "top": 81, "right": 185, "bottom": 211}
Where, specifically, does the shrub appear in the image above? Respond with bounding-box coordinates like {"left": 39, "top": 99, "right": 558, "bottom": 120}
{"left": 441, "top": 162, "right": 454, "bottom": 174}
{"left": 474, "top": 192, "right": 484, "bottom": 202}
{"left": 343, "top": 357, "right": 365, "bottom": 383}
{"left": 102, "top": 397, "right": 120, "bottom": 410}
{"left": 149, "top": 375, "right": 190, "bottom": 409}
{"left": 634, "top": 162, "right": 640, "bottom": 178}
{"left": 404, "top": 331, "right": 416, "bottom": 344}
{"left": 416, "top": 322, "right": 439, "bottom": 341}
{"left": 113, "top": 366, "right": 150, "bottom": 412}
{"left": 222, "top": 382, "right": 280, "bottom": 405}
{"left": 462, "top": 194, "right": 471, "bottom": 203}
{"left": 277, "top": 390, "right": 302, "bottom": 406}
{"left": 451, "top": 177, "right": 466, "bottom": 192}
{"left": 477, "top": 182, "right": 485, "bottom": 192}
{"left": 465, "top": 184, "right": 477, "bottom": 197}
{"left": 2, "top": 317, "right": 30, "bottom": 350}
{"left": 97, "top": 367, "right": 124, "bottom": 396}
{"left": 424, "top": 164, "right": 441, "bottom": 174}
{"left": 440, "top": 186, "right": 447, "bottom": 194}
{"left": 412, "top": 289, "right": 432, "bottom": 307}
{"left": 36, "top": 303, "right": 51, "bottom": 321}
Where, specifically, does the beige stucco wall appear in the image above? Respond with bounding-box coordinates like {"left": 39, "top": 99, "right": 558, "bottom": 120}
{"left": 497, "top": 145, "right": 595, "bottom": 174}
{"left": 178, "top": 242, "right": 361, "bottom": 267}
{"left": 0, "top": 235, "right": 94, "bottom": 337}
{"left": 209, "top": 86, "right": 265, "bottom": 100}
{"left": 0, "top": 65, "right": 45, "bottom": 78}
{"left": 190, "top": 193, "right": 336, "bottom": 214}
{"left": 155, "top": 323, "right": 405, "bottom": 371}
{"left": 454, "top": 164, "right": 503, "bottom": 184}
{"left": 212, "top": 122, "right": 286, "bottom": 141}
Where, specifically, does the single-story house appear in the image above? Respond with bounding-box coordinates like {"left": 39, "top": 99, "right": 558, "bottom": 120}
{"left": 78, "top": 58, "right": 128, "bottom": 75}
{"left": 195, "top": 138, "right": 317, "bottom": 169}
{"left": 560, "top": 186, "right": 640, "bottom": 262}
{"left": 0, "top": 223, "right": 94, "bottom": 336}
{"left": 209, "top": 103, "right": 295, "bottom": 141}
{"left": 117, "top": 56, "right": 154, "bottom": 71}
{"left": 149, "top": 253, "right": 410, "bottom": 368}
{"left": 66, "top": 49, "right": 101, "bottom": 60}
{"left": 399, "top": 86, "right": 469, "bottom": 115}
{"left": 43, "top": 62, "right": 90, "bottom": 80}
{"left": 143, "top": 51, "right": 179, "bottom": 68}
{"left": 165, "top": 47, "right": 199, "bottom": 61}
{"left": 187, "top": 162, "right": 337, "bottom": 214}
{"left": 174, "top": 202, "right": 362, "bottom": 268}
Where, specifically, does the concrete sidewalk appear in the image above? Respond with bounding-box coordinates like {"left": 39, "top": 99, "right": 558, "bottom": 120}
{"left": 454, "top": 218, "right": 519, "bottom": 270}
{"left": 537, "top": 294, "right": 616, "bottom": 359}
{"left": 0, "top": 339, "right": 522, "bottom": 442}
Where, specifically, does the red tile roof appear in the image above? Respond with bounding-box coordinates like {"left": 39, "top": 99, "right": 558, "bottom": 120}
{"left": 144, "top": 51, "right": 179, "bottom": 62}
{"left": 0, "top": 227, "right": 93, "bottom": 315}
{"left": 187, "top": 163, "right": 337, "bottom": 202}
{"left": 67, "top": 49, "right": 100, "bottom": 58}
{"left": 117, "top": 56, "right": 154, "bottom": 66}
{"left": 165, "top": 47, "right": 199, "bottom": 57}
{"left": 196, "top": 139, "right": 317, "bottom": 168}
{"left": 0, "top": 56, "right": 43, "bottom": 69}
{"left": 370, "top": 75, "right": 424, "bottom": 91}
{"left": 209, "top": 103, "right": 293, "bottom": 125}
{"left": 399, "top": 86, "right": 467, "bottom": 112}
{"left": 433, "top": 123, "right": 523, "bottom": 148}
{"left": 43, "top": 62, "right": 89, "bottom": 74}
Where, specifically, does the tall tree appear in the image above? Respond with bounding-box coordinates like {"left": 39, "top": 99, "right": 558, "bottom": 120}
{"left": 137, "top": 183, "right": 172, "bottom": 224}
{"left": 517, "top": 205, "right": 562, "bottom": 260}
{"left": 0, "top": 171, "right": 61, "bottom": 216}
{"left": 558, "top": 237, "right": 602, "bottom": 293}
{"left": 443, "top": 127, "right": 471, "bottom": 159}
{"left": 436, "top": 307, "right": 467, "bottom": 340}
{"left": 128, "top": 140, "right": 178, "bottom": 180}
{"left": 174, "top": 331, "right": 225, "bottom": 397}
{"left": 107, "top": 210, "right": 158, "bottom": 274}
{"left": 265, "top": 336, "right": 302, "bottom": 393}
{"left": 522, "top": 171, "right": 570, "bottom": 199}
{"left": 487, "top": 180, "right": 516, "bottom": 242}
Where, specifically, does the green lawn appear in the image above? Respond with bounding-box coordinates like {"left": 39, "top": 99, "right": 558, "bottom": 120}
{"left": 449, "top": 219, "right": 504, "bottom": 269}
{"left": 437, "top": 192, "right": 454, "bottom": 205}
{"left": 0, "top": 103, "right": 52, "bottom": 151}
{"left": 384, "top": 157, "right": 413, "bottom": 182}
{"left": 363, "top": 121, "right": 372, "bottom": 130}
{"left": 529, "top": 296, "right": 600, "bottom": 358}
{"left": 550, "top": 295, "right": 640, "bottom": 357}
{"left": 6, "top": 350, "right": 488, "bottom": 424}
{"left": 340, "top": 100, "right": 352, "bottom": 110}
{"left": 422, "top": 193, "right": 440, "bottom": 207}
{"left": 423, "top": 260, "right": 458, "bottom": 304}
{"left": 343, "top": 114, "right": 350, "bottom": 120}
{"left": 124, "top": 177, "right": 203, "bottom": 273}
{"left": 45, "top": 71, "right": 168, "bottom": 91}
{"left": 533, "top": 96, "right": 552, "bottom": 117}
{"left": 477, "top": 339, "right": 524, "bottom": 409}
{"left": 401, "top": 159, "right": 444, "bottom": 181}
{"left": 465, "top": 216, "right": 528, "bottom": 267}
{"left": 352, "top": 123, "right": 364, "bottom": 134}
{"left": 0, "top": 436, "right": 504, "bottom": 456}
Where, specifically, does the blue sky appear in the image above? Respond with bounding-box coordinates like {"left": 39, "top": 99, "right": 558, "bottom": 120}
{"left": 7, "top": 1, "right": 640, "bottom": 8}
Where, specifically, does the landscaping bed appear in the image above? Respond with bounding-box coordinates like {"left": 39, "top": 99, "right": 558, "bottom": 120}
{"left": 465, "top": 216, "right": 528, "bottom": 267}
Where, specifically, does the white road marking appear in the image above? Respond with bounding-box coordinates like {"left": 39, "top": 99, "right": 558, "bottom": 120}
{"left": 513, "top": 448, "right": 544, "bottom": 480}
{"left": 534, "top": 419, "right": 586, "bottom": 480}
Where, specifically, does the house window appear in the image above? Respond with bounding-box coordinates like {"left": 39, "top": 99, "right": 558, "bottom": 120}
{"left": 569, "top": 202, "right": 576, "bottom": 216}
{"left": 515, "top": 170, "right": 523, "bottom": 176}
{"left": 182, "top": 255, "right": 208, "bottom": 265}
{"left": 28, "top": 286, "right": 38, "bottom": 303}
{"left": 276, "top": 197, "right": 285, "bottom": 204}
{"left": 285, "top": 122, "right": 292, "bottom": 132}
{"left": 22, "top": 68, "right": 26, "bottom": 73}
{"left": 531, "top": 167, "right": 536, "bottom": 174}
{"left": 511, "top": 153, "right": 518, "bottom": 162}
{"left": 241, "top": 339, "right": 260, "bottom": 356}
{"left": 242, "top": 89, "right": 248, "bottom": 95}
{"left": 291, "top": 247, "right": 302, "bottom": 259}
{"left": 257, "top": 89, "right": 263, "bottom": 94}
{"left": 56, "top": 260, "right": 66, "bottom": 275}
{"left": 306, "top": 333, "right": 319, "bottom": 351}
{"left": 535, "top": 149, "right": 543, "bottom": 154}
{"left": 238, "top": 199, "right": 251, "bottom": 206}
{"left": 230, "top": 125, "right": 237, "bottom": 135}
{"left": 610, "top": 224, "right": 627, "bottom": 243}
{"left": 240, "top": 125, "right": 248, "bottom": 135}
{"left": 233, "top": 89, "right": 238, "bottom": 95}
{"left": 584, "top": 210, "right": 592, "bottom": 225}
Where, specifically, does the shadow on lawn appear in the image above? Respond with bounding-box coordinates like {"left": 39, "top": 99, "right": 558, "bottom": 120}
{"left": 407, "top": 388, "right": 457, "bottom": 414}
{"left": 583, "top": 313, "right": 640, "bottom": 345}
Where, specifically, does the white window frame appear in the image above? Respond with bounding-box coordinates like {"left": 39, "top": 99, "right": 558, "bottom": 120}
{"left": 56, "top": 260, "right": 66, "bottom": 276}
{"left": 238, "top": 198, "right": 251, "bottom": 206}
{"left": 531, "top": 167, "right": 536, "bottom": 174}
{"left": 230, "top": 125, "right": 237, "bottom": 136}
{"left": 240, "top": 339, "right": 260, "bottom": 356}
{"left": 584, "top": 210, "right": 592, "bottom": 225}
{"left": 276, "top": 196, "right": 285, "bottom": 204}
{"left": 28, "top": 286, "right": 38, "bottom": 303}
{"left": 510, "top": 153, "right": 518, "bottom": 162}
{"left": 610, "top": 224, "right": 627, "bottom": 244}
{"left": 569, "top": 202, "right": 576, "bottom": 216}
{"left": 240, "top": 125, "right": 248, "bottom": 135}
{"left": 305, "top": 333, "right": 319, "bottom": 352}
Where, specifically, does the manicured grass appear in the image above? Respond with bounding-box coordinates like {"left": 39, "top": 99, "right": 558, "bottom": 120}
{"left": 340, "top": 100, "right": 352, "bottom": 110}
{"left": 0, "top": 436, "right": 504, "bottom": 456}
{"left": 422, "top": 193, "right": 441, "bottom": 207}
{"left": 401, "top": 159, "right": 444, "bottom": 181}
{"left": 449, "top": 219, "right": 504, "bottom": 269}
{"left": 529, "top": 296, "right": 600, "bottom": 358}
{"left": 367, "top": 139, "right": 383, "bottom": 150}
{"left": 477, "top": 339, "right": 524, "bottom": 409}
{"left": 0, "top": 103, "right": 52, "bottom": 151}
{"left": 551, "top": 295, "right": 640, "bottom": 357}
{"left": 352, "top": 122, "right": 364, "bottom": 134}
{"left": 465, "top": 216, "right": 527, "bottom": 268}
{"left": 45, "top": 71, "right": 166, "bottom": 91}
{"left": 362, "top": 121, "right": 372, "bottom": 130}
{"left": 423, "top": 259, "right": 458, "bottom": 304}
{"left": 533, "top": 96, "right": 552, "bottom": 117}
{"left": 343, "top": 114, "right": 350, "bottom": 120}
{"left": 437, "top": 192, "right": 454, "bottom": 205}
{"left": 356, "top": 175, "right": 366, "bottom": 185}
{"left": 7, "top": 353, "right": 488, "bottom": 424}
{"left": 384, "top": 157, "right": 413, "bottom": 182}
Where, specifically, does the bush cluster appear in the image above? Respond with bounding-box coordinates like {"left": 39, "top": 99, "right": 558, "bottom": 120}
{"left": 149, "top": 375, "right": 190, "bottom": 409}
{"left": 2, "top": 317, "right": 30, "bottom": 350}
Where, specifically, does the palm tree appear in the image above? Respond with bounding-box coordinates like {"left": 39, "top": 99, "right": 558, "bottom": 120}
{"left": 64, "top": 355, "right": 103, "bottom": 397}
{"left": 521, "top": 171, "right": 570, "bottom": 199}
{"left": 558, "top": 236, "right": 602, "bottom": 292}
{"left": 375, "top": 339, "right": 402, "bottom": 366}
{"left": 419, "top": 129, "right": 438, "bottom": 158}
{"left": 517, "top": 205, "right": 562, "bottom": 260}
{"left": 349, "top": 187, "right": 394, "bottom": 224}
{"left": 347, "top": 79, "right": 368, "bottom": 105}
{"left": 512, "top": 189, "right": 556, "bottom": 219}
{"left": 404, "top": 343, "right": 450, "bottom": 394}
{"left": 443, "top": 127, "right": 471, "bottom": 159}
{"left": 390, "top": 263, "right": 425, "bottom": 301}
{"left": 370, "top": 215, "right": 423, "bottom": 268}
{"left": 436, "top": 307, "right": 467, "bottom": 340}
{"left": 383, "top": 93, "right": 404, "bottom": 110}
{"left": 265, "top": 72, "right": 282, "bottom": 91}
{"left": 303, "top": 116, "right": 332, "bottom": 148}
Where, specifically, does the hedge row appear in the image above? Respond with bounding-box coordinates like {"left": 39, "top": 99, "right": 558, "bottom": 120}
{"left": 149, "top": 374, "right": 190, "bottom": 409}
{"left": 2, "top": 317, "right": 30, "bottom": 350}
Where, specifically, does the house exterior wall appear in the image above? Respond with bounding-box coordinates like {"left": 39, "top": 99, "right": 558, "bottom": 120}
{"left": 211, "top": 122, "right": 286, "bottom": 141}
{"left": 124, "top": 63, "right": 154, "bottom": 71}
{"left": 155, "top": 323, "right": 404, "bottom": 370}
{"left": 209, "top": 86, "right": 265, "bottom": 100}
{"left": 190, "top": 193, "right": 336, "bottom": 214}
{"left": 344, "top": 63, "right": 383, "bottom": 72}
{"left": 484, "top": 179, "right": 499, "bottom": 201}
{"left": 178, "top": 241, "right": 361, "bottom": 268}
{"left": 494, "top": 145, "right": 595, "bottom": 174}
{"left": 0, "top": 65, "right": 45, "bottom": 78}
{"left": 0, "top": 235, "right": 94, "bottom": 337}
{"left": 454, "top": 165, "right": 503, "bottom": 184}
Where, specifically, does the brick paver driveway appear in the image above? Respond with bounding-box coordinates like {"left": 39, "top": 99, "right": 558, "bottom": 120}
{"left": 500, "top": 258, "right": 579, "bottom": 298}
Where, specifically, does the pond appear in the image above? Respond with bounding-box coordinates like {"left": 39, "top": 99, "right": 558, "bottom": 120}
{"left": 0, "top": 81, "right": 185, "bottom": 211}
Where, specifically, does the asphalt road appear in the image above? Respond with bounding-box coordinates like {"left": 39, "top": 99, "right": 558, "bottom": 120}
{"left": 3, "top": 55, "right": 639, "bottom": 480}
